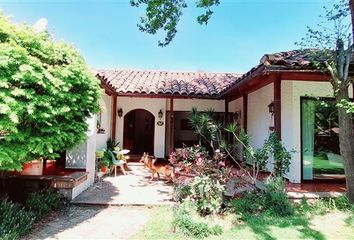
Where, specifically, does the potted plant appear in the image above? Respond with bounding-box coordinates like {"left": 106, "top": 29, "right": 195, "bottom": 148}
{"left": 100, "top": 151, "right": 111, "bottom": 172}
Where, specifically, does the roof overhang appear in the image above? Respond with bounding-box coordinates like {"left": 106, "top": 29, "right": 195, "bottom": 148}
{"left": 221, "top": 67, "right": 332, "bottom": 101}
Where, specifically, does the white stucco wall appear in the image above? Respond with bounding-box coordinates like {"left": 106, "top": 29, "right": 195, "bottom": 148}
{"left": 96, "top": 96, "right": 225, "bottom": 158}
{"left": 116, "top": 96, "right": 166, "bottom": 158}
{"left": 225, "top": 81, "right": 353, "bottom": 183}
{"left": 281, "top": 80, "right": 353, "bottom": 183}
{"left": 71, "top": 116, "right": 97, "bottom": 200}
{"left": 228, "top": 97, "right": 243, "bottom": 127}
{"left": 96, "top": 94, "right": 112, "bottom": 150}
{"left": 247, "top": 83, "right": 274, "bottom": 149}
{"left": 171, "top": 98, "right": 225, "bottom": 112}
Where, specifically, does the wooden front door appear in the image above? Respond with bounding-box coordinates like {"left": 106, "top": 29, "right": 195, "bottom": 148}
{"left": 123, "top": 109, "right": 155, "bottom": 155}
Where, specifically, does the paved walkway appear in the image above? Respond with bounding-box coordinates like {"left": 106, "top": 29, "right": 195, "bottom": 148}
{"left": 72, "top": 163, "right": 174, "bottom": 205}
{"left": 25, "top": 206, "right": 152, "bottom": 240}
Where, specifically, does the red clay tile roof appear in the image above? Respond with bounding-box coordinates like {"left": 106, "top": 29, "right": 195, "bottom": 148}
{"left": 220, "top": 49, "right": 333, "bottom": 97}
{"left": 96, "top": 69, "right": 242, "bottom": 98}
{"left": 260, "top": 49, "right": 315, "bottom": 68}
{"left": 97, "top": 49, "right": 353, "bottom": 99}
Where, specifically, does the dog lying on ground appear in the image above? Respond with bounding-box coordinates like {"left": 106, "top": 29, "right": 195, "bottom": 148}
{"left": 140, "top": 153, "right": 175, "bottom": 182}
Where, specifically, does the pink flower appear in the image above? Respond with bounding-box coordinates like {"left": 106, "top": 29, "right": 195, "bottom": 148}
{"left": 218, "top": 161, "right": 226, "bottom": 167}
{"left": 195, "top": 157, "right": 205, "bottom": 168}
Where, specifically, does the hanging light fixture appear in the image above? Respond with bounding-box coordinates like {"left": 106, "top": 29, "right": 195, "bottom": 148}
{"left": 158, "top": 109, "right": 163, "bottom": 119}
{"left": 117, "top": 108, "right": 123, "bottom": 118}
{"left": 268, "top": 101, "right": 274, "bottom": 115}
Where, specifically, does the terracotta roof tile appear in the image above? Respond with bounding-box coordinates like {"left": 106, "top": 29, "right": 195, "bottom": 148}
{"left": 97, "top": 69, "right": 242, "bottom": 98}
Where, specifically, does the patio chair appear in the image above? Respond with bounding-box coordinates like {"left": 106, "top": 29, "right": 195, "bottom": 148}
{"left": 113, "top": 147, "right": 131, "bottom": 170}
{"left": 108, "top": 151, "right": 126, "bottom": 177}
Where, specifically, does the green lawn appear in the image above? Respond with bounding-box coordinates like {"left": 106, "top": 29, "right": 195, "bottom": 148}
{"left": 130, "top": 206, "right": 354, "bottom": 240}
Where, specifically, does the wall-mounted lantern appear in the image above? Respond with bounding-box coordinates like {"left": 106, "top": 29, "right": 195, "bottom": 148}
{"left": 158, "top": 109, "right": 163, "bottom": 119}
{"left": 117, "top": 108, "right": 123, "bottom": 118}
{"left": 233, "top": 111, "right": 241, "bottom": 121}
{"left": 268, "top": 101, "right": 274, "bottom": 115}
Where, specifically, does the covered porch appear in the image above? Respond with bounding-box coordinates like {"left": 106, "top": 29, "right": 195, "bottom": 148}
{"left": 96, "top": 69, "right": 238, "bottom": 159}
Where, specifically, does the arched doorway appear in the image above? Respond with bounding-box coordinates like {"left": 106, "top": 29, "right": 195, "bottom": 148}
{"left": 123, "top": 109, "right": 155, "bottom": 155}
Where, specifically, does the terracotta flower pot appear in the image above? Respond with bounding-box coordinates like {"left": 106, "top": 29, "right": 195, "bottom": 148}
{"left": 101, "top": 166, "right": 108, "bottom": 172}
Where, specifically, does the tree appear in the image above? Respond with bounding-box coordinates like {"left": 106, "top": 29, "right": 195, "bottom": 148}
{"left": 296, "top": 0, "right": 354, "bottom": 203}
{"left": 130, "top": 0, "right": 220, "bottom": 46}
{"left": 0, "top": 14, "right": 101, "bottom": 171}
{"left": 350, "top": 0, "right": 354, "bottom": 40}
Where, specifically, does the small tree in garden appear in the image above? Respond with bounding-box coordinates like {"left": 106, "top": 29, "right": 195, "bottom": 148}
{"left": 297, "top": 0, "right": 354, "bottom": 202}
{"left": 189, "top": 109, "right": 291, "bottom": 186}
{"left": 0, "top": 14, "right": 101, "bottom": 171}
{"left": 189, "top": 107, "right": 223, "bottom": 152}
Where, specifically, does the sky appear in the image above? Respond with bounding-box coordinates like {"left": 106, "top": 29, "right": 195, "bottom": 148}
{"left": 0, "top": 0, "right": 331, "bottom": 73}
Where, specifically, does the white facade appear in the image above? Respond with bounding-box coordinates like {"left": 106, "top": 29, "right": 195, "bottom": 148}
{"left": 115, "top": 96, "right": 166, "bottom": 157}
{"left": 113, "top": 97, "right": 225, "bottom": 157}
{"left": 228, "top": 97, "right": 243, "bottom": 124}
{"left": 247, "top": 83, "right": 274, "bottom": 149}
{"left": 96, "top": 94, "right": 112, "bottom": 150}
{"left": 228, "top": 81, "right": 353, "bottom": 183}
{"left": 72, "top": 79, "right": 352, "bottom": 200}
{"left": 171, "top": 98, "right": 225, "bottom": 112}
{"left": 281, "top": 80, "right": 353, "bottom": 183}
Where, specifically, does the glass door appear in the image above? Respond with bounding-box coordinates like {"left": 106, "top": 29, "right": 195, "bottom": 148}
{"left": 301, "top": 98, "right": 345, "bottom": 180}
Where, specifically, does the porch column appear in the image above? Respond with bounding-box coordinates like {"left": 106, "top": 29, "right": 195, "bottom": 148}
{"left": 111, "top": 95, "right": 117, "bottom": 141}
{"left": 224, "top": 99, "right": 229, "bottom": 126}
{"left": 274, "top": 77, "right": 281, "bottom": 138}
{"left": 242, "top": 94, "right": 248, "bottom": 132}
{"left": 169, "top": 98, "right": 174, "bottom": 154}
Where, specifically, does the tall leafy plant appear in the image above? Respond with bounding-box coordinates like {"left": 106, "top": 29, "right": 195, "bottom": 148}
{"left": 0, "top": 14, "right": 101, "bottom": 171}
{"left": 189, "top": 107, "right": 223, "bottom": 152}
{"left": 189, "top": 109, "right": 291, "bottom": 185}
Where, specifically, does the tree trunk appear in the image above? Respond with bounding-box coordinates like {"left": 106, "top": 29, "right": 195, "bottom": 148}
{"left": 336, "top": 86, "right": 354, "bottom": 203}
{"left": 350, "top": 0, "right": 354, "bottom": 43}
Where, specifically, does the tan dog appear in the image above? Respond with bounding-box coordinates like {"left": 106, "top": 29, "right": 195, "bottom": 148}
{"left": 140, "top": 152, "right": 150, "bottom": 168}
{"left": 140, "top": 152, "right": 175, "bottom": 182}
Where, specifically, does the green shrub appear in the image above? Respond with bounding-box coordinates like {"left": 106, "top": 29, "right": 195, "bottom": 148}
{"left": 262, "top": 178, "right": 294, "bottom": 216}
{"left": 172, "top": 201, "right": 223, "bottom": 239}
{"left": 209, "top": 224, "right": 223, "bottom": 235}
{"left": 173, "top": 180, "right": 192, "bottom": 202}
{"left": 0, "top": 189, "right": 67, "bottom": 240}
{"left": 231, "top": 178, "right": 294, "bottom": 217}
{"left": 0, "top": 198, "right": 35, "bottom": 239}
{"left": 297, "top": 195, "right": 354, "bottom": 215}
{"left": 25, "top": 188, "right": 68, "bottom": 220}
{"left": 265, "top": 190, "right": 294, "bottom": 216}
{"left": 231, "top": 192, "right": 265, "bottom": 215}
{"left": 190, "top": 175, "right": 225, "bottom": 215}
{"left": 330, "top": 195, "right": 353, "bottom": 210}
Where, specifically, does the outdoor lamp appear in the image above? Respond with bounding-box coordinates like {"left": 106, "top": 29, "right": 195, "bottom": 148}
{"left": 117, "top": 108, "right": 123, "bottom": 118}
{"left": 268, "top": 101, "right": 274, "bottom": 115}
{"left": 158, "top": 109, "right": 163, "bottom": 119}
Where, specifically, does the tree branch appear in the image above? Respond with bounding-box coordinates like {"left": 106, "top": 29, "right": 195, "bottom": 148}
{"left": 325, "top": 60, "right": 339, "bottom": 90}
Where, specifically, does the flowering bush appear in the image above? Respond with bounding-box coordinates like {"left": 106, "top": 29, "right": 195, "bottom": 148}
{"left": 190, "top": 175, "right": 225, "bottom": 215}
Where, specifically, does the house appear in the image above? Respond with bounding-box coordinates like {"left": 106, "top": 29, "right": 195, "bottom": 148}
{"left": 96, "top": 50, "right": 353, "bottom": 185}
{"left": 11, "top": 50, "right": 352, "bottom": 200}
